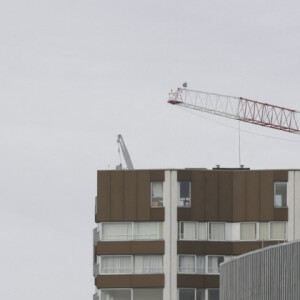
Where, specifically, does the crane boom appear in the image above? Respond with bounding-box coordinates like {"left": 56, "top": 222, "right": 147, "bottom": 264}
{"left": 168, "top": 88, "right": 300, "bottom": 134}
{"left": 117, "top": 134, "right": 134, "bottom": 170}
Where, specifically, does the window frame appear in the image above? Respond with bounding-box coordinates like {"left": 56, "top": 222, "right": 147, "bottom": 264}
{"left": 178, "top": 221, "right": 197, "bottom": 240}
{"left": 240, "top": 222, "right": 257, "bottom": 241}
{"left": 150, "top": 181, "right": 164, "bottom": 208}
{"left": 178, "top": 181, "right": 191, "bottom": 207}
{"left": 208, "top": 222, "right": 226, "bottom": 241}
{"left": 270, "top": 221, "right": 287, "bottom": 240}
{"left": 274, "top": 181, "right": 287, "bottom": 208}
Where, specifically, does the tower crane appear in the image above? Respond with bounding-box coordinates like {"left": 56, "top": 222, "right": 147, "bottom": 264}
{"left": 116, "top": 134, "right": 134, "bottom": 170}
{"left": 168, "top": 87, "right": 300, "bottom": 134}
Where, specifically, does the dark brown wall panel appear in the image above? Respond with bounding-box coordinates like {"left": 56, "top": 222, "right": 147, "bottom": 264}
{"left": 177, "top": 275, "right": 219, "bottom": 288}
{"left": 231, "top": 241, "right": 282, "bottom": 255}
{"left": 131, "top": 274, "right": 164, "bottom": 287}
{"left": 233, "top": 171, "right": 247, "bottom": 221}
{"left": 246, "top": 172, "right": 260, "bottom": 221}
{"left": 96, "top": 275, "right": 164, "bottom": 288}
{"left": 260, "top": 171, "right": 274, "bottom": 221}
{"left": 177, "top": 208, "right": 192, "bottom": 220}
{"left": 219, "top": 172, "right": 233, "bottom": 221}
{"left": 150, "top": 170, "right": 165, "bottom": 181}
{"left": 177, "top": 170, "right": 192, "bottom": 181}
{"left": 130, "top": 241, "right": 165, "bottom": 254}
{"left": 97, "top": 171, "right": 111, "bottom": 222}
{"left": 123, "top": 172, "right": 137, "bottom": 221}
{"left": 110, "top": 171, "right": 124, "bottom": 221}
{"left": 191, "top": 171, "right": 206, "bottom": 221}
{"left": 273, "top": 170, "right": 288, "bottom": 181}
{"left": 205, "top": 172, "right": 219, "bottom": 221}
{"left": 97, "top": 241, "right": 164, "bottom": 255}
{"left": 97, "top": 242, "right": 131, "bottom": 255}
{"left": 150, "top": 208, "right": 165, "bottom": 221}
{"left": 178, "top": 241, "right": 232, "bottom": 255}
{"left": 136, "top": 171, "right": 151, "bottom": 220}
{"left": 274, "top": 208, "right": 288, "bottom": 221}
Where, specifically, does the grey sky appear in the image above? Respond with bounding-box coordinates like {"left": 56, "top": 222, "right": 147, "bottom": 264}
{"left": 1, "top": 0, "right": 300, "bottom": 299}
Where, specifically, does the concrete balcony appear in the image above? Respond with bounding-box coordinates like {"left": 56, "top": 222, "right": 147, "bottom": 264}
{"left": 93, "top": 227, "right": 100, "bottom": 245}
{"left": 93, "top": 263, "right": 100, "bottom": 277}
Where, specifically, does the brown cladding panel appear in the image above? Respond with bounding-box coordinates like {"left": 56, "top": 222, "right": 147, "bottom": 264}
{"left": 136, "top": 171, "right": 151, "bottom": 220}
{"left": 233, "top": 172, "right": 247, "bottom": 221}
{"left": 110, "top": 172, "right": 124, "bottom": 221}
{"left": 260, "top": 171, "right": 274, "bottom": 221}
{"left": 96, "top": 275, "right": 131, "bottom": 288}
{"left": 177, "top": 275, "right": 218, "bottom": 288}
{"left": 177, "top": 208, "right": 192, "bottom": 220}
{"left": 97, "top": 241, "right": 164, "bottom": 255}
{"left": 273, "top": 170, "right": 288, "bottom": 181}
{"left": 178, "top": 241, "right": 232, "bottom": 255}
{"left": 205, "top": 172, "right": 219, "bottom": 221}
{"left": 191, "top": 171, "right": 206, "bottom": 221}
{"left": 274, "top": 208, "right": 288, "bottom": 221}
{"left": 97, "top": 242, "right": 131, "bottom": 255}
{"left": 130, "top": 241, "right": 165, "bottom": 254}
{"left": 97, "top": 171, "right": 111, "bottom": 222}
{"left": 150, "top": 208, "right": 165, "bottom": 221}
{"left": 123, "top": 172, "right": 137, "bottom": 221}
{"left": 96, "top": 275, "right": 164, "bottom": 288}
{"left": 150, "top": 170, "right": 165, "bottom": 181}
{"left": 218, "top": 172, "right": 233, "bottom": 222}
{"left": 131, "top": 274, "right": 164, "bottom": 287}
{"left": 246, "top": 172, "right": 260, "bottom": 221}
{"left": 177, "top": 170, "right": 192, "bottom": 181}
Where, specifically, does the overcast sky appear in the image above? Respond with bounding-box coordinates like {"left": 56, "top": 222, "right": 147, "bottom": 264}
{"left": 1, "top": 0, "right": 300, "bottom": 299}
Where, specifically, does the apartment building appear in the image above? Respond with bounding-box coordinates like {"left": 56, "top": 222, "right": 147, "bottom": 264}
{"left": 93, "top": 168, "right": 300, "bottom": 300}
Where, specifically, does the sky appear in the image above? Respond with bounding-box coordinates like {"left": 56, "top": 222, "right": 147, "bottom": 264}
{"left": 1, "top": 0, "right": 300, "bottom": 299}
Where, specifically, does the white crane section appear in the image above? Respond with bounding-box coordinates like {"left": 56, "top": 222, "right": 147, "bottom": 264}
{"left": 168, "top": 88, "right": 300, "bottom": 134}
{"left": 117, "top": 134, "right": 134, "bottom": 170}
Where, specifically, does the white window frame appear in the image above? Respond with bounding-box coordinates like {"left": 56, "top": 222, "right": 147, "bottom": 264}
{"left": 274, "top": 181, "right": 287, "bottom": 208}
{"left": 177, "top": 288, "right": 219, "bottom": 300}
{"left": 178, "top": 181, "right": 191, "bottom": 207}
{"left": 178, "top": 254, "right": 196, "bottom": 274}
{"left": 178, "top": 221, "right": 197, "bottom": 240}
{"left": 207, "top": 255, "right": 224, "bottom": 274}
{"left": 100, "top": 255, "right": 133, "bottom": 275}
{"left": 240, "top": 222, "right": 257, "bottom": 241}
{"left": 208, "top": 222, "right": 226, "bottom": 241}
{"left": 100, "top": 288, "right": 132, "bottom": 300}
{"left": 150, "top": 181, "right": 164, "bottom": 208}
{"left": 270, "top": 221, "right": 287, "bottom": 240}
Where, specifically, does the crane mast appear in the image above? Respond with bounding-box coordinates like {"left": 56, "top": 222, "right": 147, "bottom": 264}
{"left": 117, "top": 134, "right": 134, "bottom": 170}
{"left": 168, "top": 88, "right": 300, "bottom": 134}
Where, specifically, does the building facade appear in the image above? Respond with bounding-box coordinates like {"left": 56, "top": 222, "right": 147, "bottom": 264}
{"left": 93, "top": 168, "right": 300, "bottom": 300}
{"left": 220, "top": 240, "right": 300, "bottom": 299}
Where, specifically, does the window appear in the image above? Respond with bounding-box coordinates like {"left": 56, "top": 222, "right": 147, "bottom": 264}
{"left": 198, "top": 223, "right": 206, "bottom": 240}
{"left": 134, "top": 255, "right": 163, "bottom": 274}
{"left": 259, "top": 223, "right": 269, "bottom": 240}
{"left": 151, "top": 181, "right": 163, "bottom": 207}
{"left": 102, "top": 223, "right": 132, "bottom": 241}
{"left": 208, "top": 256, "right": 224, "bottom": 273}
{"left": 240, "top": 223, "right": 256, "bottom": 240}
{"left": 208, "top": 289, "right": 220, "bottom": 300}
{"left": 179, "top": 255, "right": 195, "bottom": 273}
{"left": 208, "top": 223, "right": 225, "bottom": 240}
{"left": 196, "top": 289, "right": 205, "bottom": 300}
{"left": 179, "top": 222, "right": 197, "bottom": 240}
{"left": 178, "top": 181, "right": 191, "bottom": 207}
{"left": 274, "top": 182, "right": 287, "bottom": 207}
{"left": 133, "top": 288, "right": 163, "bottom": 300}
{"left": 196, "top": 256, "right": 205, "bottom": 274}
{"left": 101, "top": 256, "right": 132, "bottom": 274}
{"left": 179, "top": 289, "right": 195, "bottom": 300}
{"left": 270, "top": 222, "right": 286, "bottom": 240}
{"left": 101, "top": 289, "right": 163, "bottom": 300}
{"left": 134, "top": 222, "right": 163, "bottom": 240}
{"left": 101, "top": 289, "right": 131, "bottom": 300}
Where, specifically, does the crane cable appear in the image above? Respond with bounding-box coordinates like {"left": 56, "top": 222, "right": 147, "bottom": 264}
{"left": 177, "top": 106, "right": 300, "bottom": 143}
